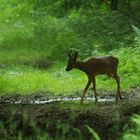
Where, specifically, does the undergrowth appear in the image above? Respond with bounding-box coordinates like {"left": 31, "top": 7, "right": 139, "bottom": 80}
{"left": 0, "top": 112, "right": 140, "bottom": 140}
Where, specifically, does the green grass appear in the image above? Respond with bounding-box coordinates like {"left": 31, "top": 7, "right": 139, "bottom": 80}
{"left": 0, "top": 46, "right": 140, "bottom": 96}
{"left": 0, "top": 65, "right": 85, "bottom": 96}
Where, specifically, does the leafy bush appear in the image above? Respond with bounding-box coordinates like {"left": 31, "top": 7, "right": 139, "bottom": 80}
{"left": 122, "top": 115, "right": 140, "bottom": 140}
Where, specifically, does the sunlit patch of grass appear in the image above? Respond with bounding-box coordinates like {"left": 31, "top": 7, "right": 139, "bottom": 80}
{"left": 0, "top": 65, "right": 118, "bottom": 96}
{"left": 0, "top": 66, "right": 86, "bottom": 96}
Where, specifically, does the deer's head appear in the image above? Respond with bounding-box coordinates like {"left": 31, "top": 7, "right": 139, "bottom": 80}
{"left": 66, "top": 51, "right": 78, "bottom": 71}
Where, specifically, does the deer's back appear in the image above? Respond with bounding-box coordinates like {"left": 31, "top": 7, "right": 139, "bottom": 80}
{"left": 85, "top": 56, "right": 119, "bottom": 75}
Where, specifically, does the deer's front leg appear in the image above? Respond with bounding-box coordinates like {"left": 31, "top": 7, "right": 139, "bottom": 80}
{"left": 92, "top": 77, "right": 98, "bottom": 103}
{"left": 81, "top": 80, "right": 91, "bottom": 104}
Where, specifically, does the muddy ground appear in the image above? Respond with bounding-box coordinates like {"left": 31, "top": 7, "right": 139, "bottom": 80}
{"left": 0, "top": 88, "right": 140, "bottom": 140}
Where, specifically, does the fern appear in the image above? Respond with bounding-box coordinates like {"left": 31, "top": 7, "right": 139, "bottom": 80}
{"left": 85, "top": 125, "right": 101, "bottom": 140}
{"left": 132, "top": 25, "right": 140, "bottom": 36}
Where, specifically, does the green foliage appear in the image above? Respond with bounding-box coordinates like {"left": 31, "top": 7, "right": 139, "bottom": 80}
{"left": 132, "top": 25, "right": 140, "bottom": 36}
{"left": 122, "top": 115, "right": 140, "bottom": 140}
{"left": 0, "top": 114, "right": 99, "bottom": 140}
{"left": 0, "top": 0, "right": 138, "bottom": 59}
{"left": 132, "top": 25, "right": 140, "bottom": 46}
{"left": 1, "top": 111, "right": 140, "bottom": 140}
{"left": 86, "top": 125, "right": 101, "bottom": 140}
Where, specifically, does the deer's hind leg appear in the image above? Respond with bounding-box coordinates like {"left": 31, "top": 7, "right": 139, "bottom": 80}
{"left": 113, "top": 73, "right": 122, "bottom": 102}
{"left": 92, "top": 76, "right": 98, "bottom": 103}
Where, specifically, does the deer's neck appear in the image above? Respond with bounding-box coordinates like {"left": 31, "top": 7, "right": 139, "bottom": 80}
{"left": 75, "top": 61, "right": 87, "bottom": 73}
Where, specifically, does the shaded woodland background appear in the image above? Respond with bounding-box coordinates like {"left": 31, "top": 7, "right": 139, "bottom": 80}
{"left": 0, "top": 0, "right": 140, "bottom": 58}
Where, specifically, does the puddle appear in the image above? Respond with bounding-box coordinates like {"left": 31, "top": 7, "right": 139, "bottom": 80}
{"left": 33, "top": 97, "right": 114, "bottom": 104}
{"left": 0, "top": 87, "right": 137, "bottom": 104}
{"left": 0, "top": 96, "right": 114, "bottom": 104}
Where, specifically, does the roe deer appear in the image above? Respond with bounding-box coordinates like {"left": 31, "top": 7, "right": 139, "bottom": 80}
{"left": 66, "top": 51, "right": 122, "bottom": 103}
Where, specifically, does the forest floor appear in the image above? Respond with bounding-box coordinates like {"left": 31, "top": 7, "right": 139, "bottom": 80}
{"left": 0, "top": 88, "right": 140, "bottom": 140}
